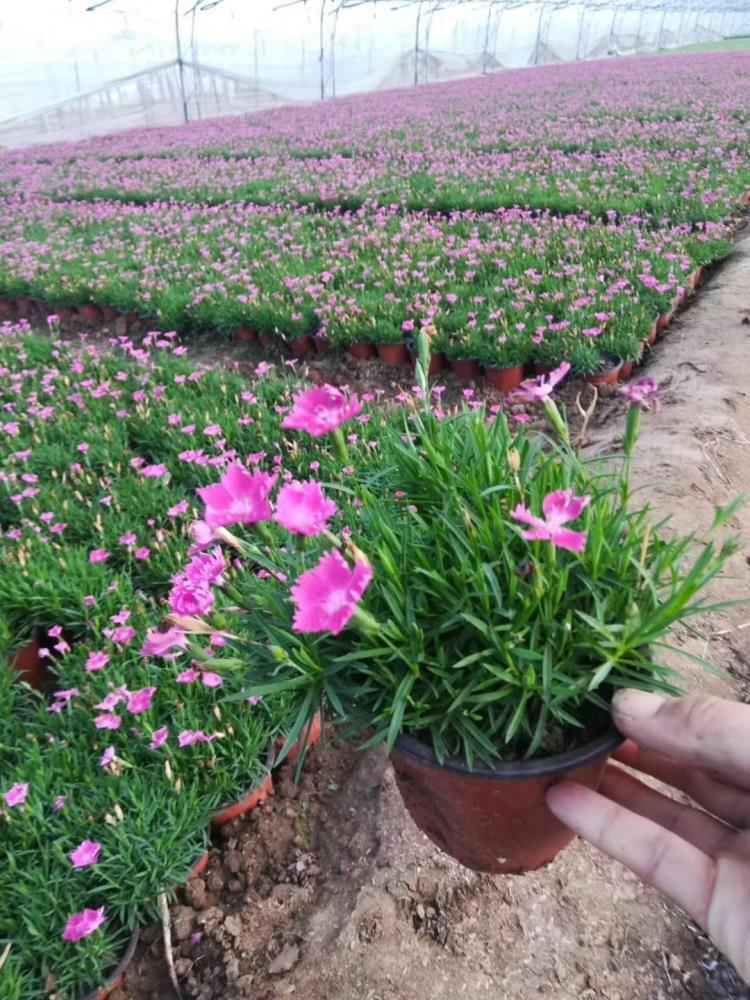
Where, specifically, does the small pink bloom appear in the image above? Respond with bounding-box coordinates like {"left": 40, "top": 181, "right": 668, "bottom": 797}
{"left": 290, "top": 549, "right": 372, "bottom": 636}
{"left": 185, "top": 546, "right": 226, "bottom": 587}
{"left": 70, "top": 840, "right": 102, "bottom": 869}
{"left": 126, "top": 686, "right": 157, "bottom": 715}
{"left": 178, "top": 729, "right": 215, "bottom": 747}
{"left": 197, "top": 463, "right": 277, "bottom": 529}
{"left": 169, "top": 575, "right": 215, "bottom": 617}
{"left": 141, "top": 464, "right": 168, "bottom": 479}
{"left": 135, "top": 546, "right": 151, "bottom": 560}
{"left": 150, "top": 726, "right": 169, "bottom": 749}
{"left": 62, "top": 907, "right": 106, "bottom": 942}
{"left": 512, "top": 490, "right": 590, "bottom": 553}
{"left": 201, "top": 671, "right": 223, "bottom": 688}
{"left": 119, "top": 532, "right": 137, "bottom": 547}
{"left": 282, "top": 385, "right": 363, "bottom": 438}
{"left": 168, "top": 499, "right": 189, "bottom": 517}
{"left": 100, "top": 747, "right": 116, "bottom": 769}
{"left": 54, "top": 688, "right": 79, "bottom": 703}
{"left": 274, "top": 480, "right": 337, "bottom": 536}
{"left": 141, "top": 626, "right": 188, "bottom": 659}
{"left": 86, "top": 651, "right": 110, "bottom": 672}
{"left": 84, "top": 595, "right": 97, "bottom": 607}
{"left": 94, "top": 713, "right": 122, "bottom": 731}
{"left": 89, "top": 549, "right": 110, "bottom": 564}
{"left": 111, "top": 626, "right": 137, "bottom": 646}
{"left": 618, "top": 377, "right": 659, "bottom": 409}
{"left": 53, "top": 795, "right": 67, "bottom": 813}
{"left": 4, "top": 782, "right": 29, "bottom": 808}
{"left": 177, "top": 667, "right": 200, "bottom": 684}
{"left": 514, "top": 362, "right": 570, "bottom": 404}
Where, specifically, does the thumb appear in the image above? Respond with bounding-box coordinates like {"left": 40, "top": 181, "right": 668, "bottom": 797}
{"left": 612, "top": 689, "right": 750, "bottom": 792}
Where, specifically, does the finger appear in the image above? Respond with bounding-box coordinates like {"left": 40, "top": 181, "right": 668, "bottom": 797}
{"left": 547, "top": 781, "right": 715, "bottom": 929}
{"left": 615, "top": 740, "right": 750, "bottom": 830}
{"left": 599, "top": 763, "right": 735, "bottom": 856}
{"left": 613, "top": 691, "right": 750, "bottom": 793}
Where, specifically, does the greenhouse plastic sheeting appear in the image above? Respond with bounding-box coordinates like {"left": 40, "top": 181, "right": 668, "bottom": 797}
{"left": 0, "top": 0, "right": 745, "bottom": 147}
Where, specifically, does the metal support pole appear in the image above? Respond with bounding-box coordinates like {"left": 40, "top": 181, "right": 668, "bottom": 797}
{"left": 174, "top": 0, "right": 189, "bottom": 123}
{"left": 319, "top": 0, "right": 326, "bottom": 100}
{"left": 414, "top": 1, "right": 424, "bottom": 86}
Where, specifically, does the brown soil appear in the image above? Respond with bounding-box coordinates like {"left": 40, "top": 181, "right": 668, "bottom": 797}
{"left": 115, "top": 233, "right": 750, "bottom": 1000}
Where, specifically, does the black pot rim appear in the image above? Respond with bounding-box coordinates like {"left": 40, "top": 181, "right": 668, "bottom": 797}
{"left": 80, "top": 927, "right": 139, "bottom": 1000}
{"left": 393, "top": 725, "right": 622, "bottom": 781}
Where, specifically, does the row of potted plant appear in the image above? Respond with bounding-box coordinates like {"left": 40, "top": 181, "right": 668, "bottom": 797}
{"left": 0, "top": 196, "right": 732, "bottom": 372}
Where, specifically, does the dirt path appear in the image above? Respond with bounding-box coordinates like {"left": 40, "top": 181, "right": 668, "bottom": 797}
{"left": 119, "top": 234, "right": 750, "bottom": 1000}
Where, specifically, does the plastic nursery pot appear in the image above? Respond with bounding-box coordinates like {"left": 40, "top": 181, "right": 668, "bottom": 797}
{"left": 258, "top": 331, "right": 274, "bottom": 350}
{"left": 656, "top": 311, "right": 673, "bottom": 335}
{"left": 7, "top": 639, "right": 47, "bottom": 689}
{"left": 619, "top": 360, "right": 635, "bottom": 381}
{"left": 56, "top": 305, "right": 76, "bottom": 326}
{"left": 485, "top": 364, "right": 524, "bottom": 393}
{"left": 376, "top": 342, "right": 410, "bottom": 366}
{"left": 211, "top": 746, "right": 276, "bottom": 829}
{"left": 81, "top": 928, "right": 139, "bottom": 1000}
{"left": 0, "top": 298, "right": 15, "bottom": 321}
{"left": 123, "top": 312, "right": 140, "bottom": 329}
{"left": 234, "top": 326, "right": 257, "bottom": 344}
{"left": 450, "top": 357, "right": 483, "bottom": 381}
{"left": 276, "top": 710, "right": 323, "bottom": 766}
{"left": 645, "top": 320, "right": 659, "bottom": 348}
{"left": 100, "top": 306, "right": 118, "bottom": 323}
{"left": 290, "top": 335, "right": 314, "bottom": 359}
{"left": 390, "top": 728, "right": 622, "bottom": 875}
{"left": 313, "top": 336, "right": 329, "bottom": 355}
{"left": 346, "top": 340, "right": 377, "bottom": 361}
{"left": 16, "top": 296, "right": 34, "bottom": 318}
{"left": 190, "top": 851, "right": 210, "bottom": 880}
{"left": 78, "top": 304, "right": 102, "bottom": 325}
{"left": 690, "top": 266, "right": 704, "bottom": 290}
{"left": 582, "top": 351, "right": 623, "bottom": 387}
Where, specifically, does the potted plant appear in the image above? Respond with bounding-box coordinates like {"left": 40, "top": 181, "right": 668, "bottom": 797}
{"left": 477, "top": 330, "right": 528, "bottom": 392}
{"left": 185, "top": 336, "right": 739, "bottom": 875}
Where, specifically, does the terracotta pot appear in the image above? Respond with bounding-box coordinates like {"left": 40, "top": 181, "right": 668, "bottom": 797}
{"left": 391, "top": 728, "right": 621, "bottom": 874}
{"left": 346, "top": 340, "right": 376, "bottom": 361}
{"left": 742, "top": 192, "right": 750, "bottom": 206}
{"left": 645, "top": 320, "right": 659, "bottom": 347}
{"left": 0, "top": 298, "right": 15, "bottom": 321}
{"left": 16, "top": 297, "right": 34, "bottom": 318}
{"left": 582, "top": 351, "right": 623, "bottom": 387}
{"left": 123, "top": 312, "right": 140, "bottom": 330}
{"left": 81, "top": 928, "right": 139, "bottom": 1000}
{"left": 56, "top": 306, "right": 75, "bottom": 326}
{"left": 656, "top": 311, "right": 673, "bottom": 335}
{"left": 276, "top": 711, "right": 323, "bottom": 766}
{"left": 290, "top": 335, "right": 314, "bottom": 359}
{"left": 7, "top": 639, "right": 47, "bottom": 689}
{"left": 190, "top": 851, "right": 210, "bottom": 880}
{"left": 101, "top": 306, "right": 118, "bottom": 323}
{"left": 376, "top": 342, "right": 410, "bottom": 366}
{"left": 485, "top": 364, "right": 524, "bottom": 393}
{"left": 211, "top": 747, "right": 276, "bottom": 829}
{"left": 619, "top": 360, "right": 635, "bottom": 381}
{"left": 78, "top": 304, "right": 102, "bottom": 325}
{"left": 450, "top": 358, "right": 483, "bottom": 381}
{"left": 533, "top": 362, "right": 556, "bottom": 377}
{"left": 313, "top": 337, "right": 329, "bottom": 355}
{"left": 234, "top": 326, "right": 257, "bottom": 344}
{"left": 258, "top": 331, "right": 274, "bottom": 350}
{"left": 405, "top": 343, "right": 446, "bottom": 374}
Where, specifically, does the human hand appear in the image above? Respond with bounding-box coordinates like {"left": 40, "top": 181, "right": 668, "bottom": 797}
{"left": 547, "top": 689, "right": 750, "bottom": 985}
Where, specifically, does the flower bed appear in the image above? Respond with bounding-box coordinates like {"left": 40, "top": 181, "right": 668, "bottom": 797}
{"left": 0, "top": 322, "right": 393, "bottom": 998}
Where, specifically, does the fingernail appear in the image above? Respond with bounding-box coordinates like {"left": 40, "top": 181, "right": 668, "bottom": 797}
{"left": 612, "top": 689, "right": 664, "bottom": 722}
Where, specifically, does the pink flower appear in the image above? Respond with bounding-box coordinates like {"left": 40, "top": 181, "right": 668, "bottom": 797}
{"left": 150, "top": 727, "right": 169, "bottom": 749}
{"left": 512, "top": 490, "right": 590, "bottom": 553}
{"left": 69, "top": 840, "right": 102, "bottom": 869}
{"left": 111, "top": 626, "right": 137, "bottom": 646}
{"left": 53, "top": 795, "right": 67, "bottom": 813}
{"left": 126, "top": 687, "right": 157, "bottom": 715}
{"left": 89, "top": 549, "right": 110, "bottom": 564}
{"left": 119, "top": 532, "right": 137, "bottom": 547}
{"left": 201, "top": 671, "right": 223, "bottom": 688}
{"left": 135, "top": 547, "right": 151, "bottom": 560}
{"left": 169, "top": 575, "right": 215, "bottom": 617}
{"left": 177, "top": 668, "right": 200, "bottom": 683}
{"left": 514, "top": 362, "right": 571, "bottom": 404}
{"left": 141, "top": 626, "right": 189, "bottom": 659}
{"left": 141, "top": 464, "right": 168, "bottom": 478}
{"left": 168, "top": 499, "right": 189, "bottom": 517}
{"left": 178, "top": 730, "right": 216, "bottom": 747}
{"left": 197, "top": 464, "right": 277, "bottom": 529}
{"left": 185, "top": 546, "right": 226, "bottom": 587}
{"left": 274, "top": 481, "right": 337, "bottom": 536}
{"left": 62, "top": 907, "right": 106, "bottom": 942}
{"left": 54, "top": 688, "right": 80, "bottom": 703}
{"left": 281, "top": 385, "right": 363, "bottom": 438}
{"left": 4, "top": 782, "right": 29, "bottom": 808}
{"left": 94, "top": 713, "right": 122, "bottom": 731}
{"left": 290, "top": 549, "right": 373, "bottom": 635}
{"left": 86, "top": 651, "right": 110, "bottom": 672}
{"left": 618, "top": 377, "right": 659, "bottom": 409}
{"left": 100, "top": 746, "right": 116, "bottom": 770}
